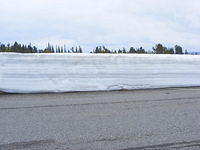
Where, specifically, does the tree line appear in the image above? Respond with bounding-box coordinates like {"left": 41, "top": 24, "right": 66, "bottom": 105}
{"left": 92, "top": 46, "right": 146, "bottom": 54}
{"left": 0, "top": 41, "right": 195, "bottom": 55}
{"left": 91, "top": 44, "right": 188, "bottom": 54}
{"left": 0, "top": 42, "right": 82, "bottom": 53}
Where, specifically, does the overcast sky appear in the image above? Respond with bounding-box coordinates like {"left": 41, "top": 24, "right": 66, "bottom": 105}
{"left": 0, "top": 0, "right": 200, "bottom": 52}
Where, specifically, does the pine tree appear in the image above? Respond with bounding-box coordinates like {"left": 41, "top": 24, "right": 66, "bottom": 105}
{"left": 64, "top": 45, "right": 67, "bottom": 53}
{"left": 122, "top": 48, "right": 126, "bottom": 53}
{"left": 137, "top": 47, "right": 146, "bottom": 53}
{"left": 94, "top": 47, "right": 99, "bottom": 53}
{"left": 71, "top": 47, "right": 74, "bottom": 53}
{"left": 102, "top": 46, "right": 110, "bottom": 53}
{"left": 61, "top": 46, "right": 64, "bottom": 53}
{"left": 175, "top": 45, "right": 183, "bottom": 54}
{"left": 153, "top": 44, "right": 165, "bottom": 54}
{"left": 79, "top": 46, "right": 82, "bottom": 53}
{"left": 164, "top": 48, "right": 174, "bottom": 54}
{"left": 58, "top": 46, "right": 61, "bottom": 53}
{"left": 129, "top": 47, "right": 136, "bottom": 53}
{"left": 118, "top": 49, "right": 122, "bottom": 53}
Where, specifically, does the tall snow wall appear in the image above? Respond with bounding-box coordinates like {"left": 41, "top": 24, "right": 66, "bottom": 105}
{"left": 1, "top": 53, "right": 200, "bottom": 93}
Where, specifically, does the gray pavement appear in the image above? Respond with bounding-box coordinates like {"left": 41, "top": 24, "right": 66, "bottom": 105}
{"left": 0, "top": 87, "right": 200, "bottom": 150}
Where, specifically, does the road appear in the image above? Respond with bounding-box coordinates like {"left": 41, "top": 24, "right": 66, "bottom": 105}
{"left": 0, "top": 87, "right": 200, "bottom": 150}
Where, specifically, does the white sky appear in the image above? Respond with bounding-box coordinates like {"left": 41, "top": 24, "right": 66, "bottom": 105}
{"left": 0, "top": 0, "right": 200, "bottom": 52}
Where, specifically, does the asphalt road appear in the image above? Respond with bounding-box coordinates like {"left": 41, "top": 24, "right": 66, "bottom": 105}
{"left": 0, "top": 87, "right": 200, "bottom": 150}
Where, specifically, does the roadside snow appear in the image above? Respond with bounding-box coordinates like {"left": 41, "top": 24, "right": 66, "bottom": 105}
{"left": 1, "top": 53, "right": 200, "bottom": 93}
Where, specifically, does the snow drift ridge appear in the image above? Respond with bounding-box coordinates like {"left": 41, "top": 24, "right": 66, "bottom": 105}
{"left": 1, "top": 53, "right": 200, "bottom": 93}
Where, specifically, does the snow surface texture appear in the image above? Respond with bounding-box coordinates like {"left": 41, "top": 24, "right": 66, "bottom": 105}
{"left": 0, "top": 53, "right": 200, "bottom": 93}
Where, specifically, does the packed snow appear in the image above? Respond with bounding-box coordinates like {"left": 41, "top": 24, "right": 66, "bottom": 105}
{"left": 0, "top": 53, "right": 200, "bottom": 93}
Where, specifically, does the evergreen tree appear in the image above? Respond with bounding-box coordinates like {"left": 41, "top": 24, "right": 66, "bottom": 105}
{"left": 129, "top": 47, "right": 136, "bottom": 53}
{"left": 175, "top": 45, "right": 183, "bottom": 54}
{"left": 71, "top": 47, "right": 74, "bottom": 53}
{"left": 61, "top": 46, "right": 64, "bottom": 53}
{"left": 99, "top": 46, "right": 102, "bottom": 53}
{"left": 64, "top": 45, "right": 67, "bottom": 53}
{"left": 94, "top": 46, "right": 99, "bottom": 53}
{"left": 51, "top": 46, "right": 54, "bottom": 53}
{"left": 28, "top": 43, "right": 33, "bottom": 53}
{"left": 7, "top": 44, "right": 10, "bottom": 52}
{"left": 118, "top": 49, "right": 122, "bottom": 53}
{"left": 79, "top": 46, "right": 82, "bottom": 53}
{"left": 102, "top": 46, "right": 110, "bottom": 53}
{"left": 164, "top": 48, "right": 174, "bottom": 54}
{"left": 122, "top": 48, "right": 126, "bottom": 53}
{"left": 0, "top": 43, "right": 6, "bottom": 52}
{"left": 58, "top": 46, "right": 61, "bottom": 53}
{"left": 137, "top": 47, "right": 146, "bottom": 53}
{"left": 75, "top": 47, "right": 78, "bottom": 53}
{"left": 33, "top": 46, "right": 37, "bottom": 53}
{"left": 153, "top": 44, "right": 166, "bottom": 54}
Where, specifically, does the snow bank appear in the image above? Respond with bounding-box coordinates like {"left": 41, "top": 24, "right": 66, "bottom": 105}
{"left": 1, "top": 53, "right": 200, "bottom": 93}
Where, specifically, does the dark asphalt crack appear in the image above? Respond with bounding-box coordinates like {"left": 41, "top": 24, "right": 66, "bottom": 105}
{"left": 0, "top": 97, "right": 200, "bottom": 110}
{"left": 121, "top": 140, "right": 200, "bottom": 150}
